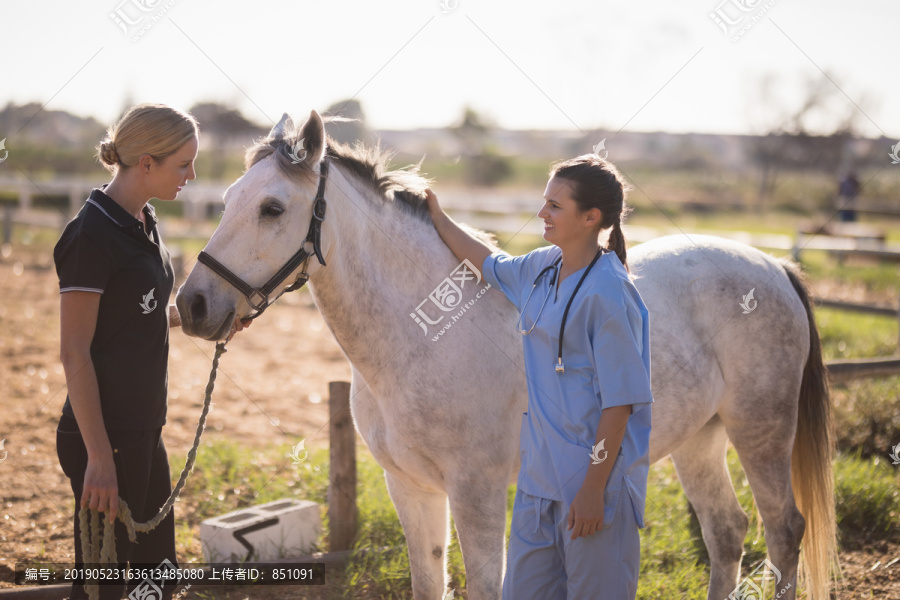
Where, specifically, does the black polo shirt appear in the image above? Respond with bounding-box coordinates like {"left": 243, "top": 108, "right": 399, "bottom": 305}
{"left": 54, "top": 187, "right": 174, "bottom": 430}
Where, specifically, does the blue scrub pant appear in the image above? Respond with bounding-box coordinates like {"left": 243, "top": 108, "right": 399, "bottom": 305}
{"left": 502, "top": 488, "right": 640, "bottom": 600}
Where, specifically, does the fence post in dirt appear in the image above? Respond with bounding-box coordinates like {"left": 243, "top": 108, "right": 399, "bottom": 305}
{"left": 170, "top": 249, "right": 185, "bottom": 286}
{"left": 18, "top": 182, "right": 31, "bottom": 215}
{"left": 3, "top": 204, "right": 11, "bottom": 245}
{"left": 791, "top": 229, "right": 802, "bottom": 263}
{"left": 68, "top": 185, "right": 83, "bottom": 219}
{"left": 328, "top": 380, "right": 357, "bottom": 552}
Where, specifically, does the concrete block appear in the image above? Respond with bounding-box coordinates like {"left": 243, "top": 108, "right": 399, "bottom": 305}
{"left": 200, "top": 498, "right": 320, "bottom": 563}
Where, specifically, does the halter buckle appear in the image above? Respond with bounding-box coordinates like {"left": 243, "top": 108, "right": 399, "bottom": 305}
{"left": 247, "top": 290, "right": 268, "bottom": 312}
{"left": 312, "top": 197, "right": 326, "bottom": 222}
{"left": 284, "top": 269, "right": 309, "bottom": 293}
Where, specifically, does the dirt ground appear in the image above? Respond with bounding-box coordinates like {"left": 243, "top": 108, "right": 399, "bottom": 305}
{"left": 0, "top": 241, "right": 350, "bottom": 598}
{"left": 1, "top": 240, "right": 898, "bottom": 599}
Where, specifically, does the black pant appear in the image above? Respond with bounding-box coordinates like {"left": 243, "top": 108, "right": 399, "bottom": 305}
{"left": 56, "top": 413, "right": 178, "bottom": 600}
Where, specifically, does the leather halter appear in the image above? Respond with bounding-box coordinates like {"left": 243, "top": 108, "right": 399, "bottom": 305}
{"left": 196, "top": 158, "right": 329, "bottom": 320}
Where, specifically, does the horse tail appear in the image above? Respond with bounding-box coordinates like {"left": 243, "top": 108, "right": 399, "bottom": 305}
{"left": 782, "top": 258, "right": 838, "bottom": 600}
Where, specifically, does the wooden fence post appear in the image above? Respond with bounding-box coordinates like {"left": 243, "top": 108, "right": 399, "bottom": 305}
{"left": 68, "top": 185, "right": 83, "bottom": 219}
{"left": 328, "top": 380, "right": 357, "bottom": 552}
{"left": 18, "top": 182, "right": 31, "bottom": 215}
{"left": 2, "top": 204, "right": 11, "bottom": 245}
{"left": 170, "top": 249, "right": 185, "bottom": 286}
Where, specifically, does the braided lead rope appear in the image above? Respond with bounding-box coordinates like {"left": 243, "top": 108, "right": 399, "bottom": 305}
{"left": 78, "top": 342, "right": 227, "bottom": 600}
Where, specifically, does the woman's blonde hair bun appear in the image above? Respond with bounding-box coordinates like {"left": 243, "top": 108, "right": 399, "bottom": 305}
{"left": 98, "top": 141, "right": 120, "bottom": 166}
{"left": 96, "top": 103, "right": 199, "bottom": 173}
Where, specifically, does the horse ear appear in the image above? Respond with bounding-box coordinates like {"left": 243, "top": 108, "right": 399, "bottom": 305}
{"left": 270, "top": 113, "right": 293, "bottom": 140}
{"left": 296, "top": 110, "right": 326, "bottom": 165}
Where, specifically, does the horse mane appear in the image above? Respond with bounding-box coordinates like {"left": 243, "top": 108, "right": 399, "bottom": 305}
{"left": 244, "top": 126, "right": 433, "bottom": 224}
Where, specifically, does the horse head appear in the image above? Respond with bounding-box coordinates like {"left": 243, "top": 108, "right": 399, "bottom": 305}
{"left": 176, "top": 109, "right": 329, "bottom": 340}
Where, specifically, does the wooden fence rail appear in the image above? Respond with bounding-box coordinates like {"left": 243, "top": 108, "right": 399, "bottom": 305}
{"left": 814, "top": 298, "right": 898, "bottom": 318}
{"left": 826, "top": 357, "right": 900, "bottom": 383}
{"left": 4, "top": 177, "right": 900, "bottom": 380}
{"left": 813, "top": 294, "right": 900, "bottom": 356}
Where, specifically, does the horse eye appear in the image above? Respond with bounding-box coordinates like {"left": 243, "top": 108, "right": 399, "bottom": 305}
{"left": 261, "top": 203, "right": 284, "bottom": 218}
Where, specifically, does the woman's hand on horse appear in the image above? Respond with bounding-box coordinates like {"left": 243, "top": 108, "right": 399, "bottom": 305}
{"left": 82, "top": 454, "right": 119, "bottom": 524}
{"left": 424, "top": 188, "right": 444, "bottom": 220}
{"left": 226, "top": 315, "right": 252, "bottom": 342}
{"left": 424, "top": 187, "right": 492, "bottom": 272}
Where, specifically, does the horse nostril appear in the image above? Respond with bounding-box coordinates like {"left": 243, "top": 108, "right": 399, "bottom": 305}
{"left": 190, "top": 293, "right": 207, "bottom": 322}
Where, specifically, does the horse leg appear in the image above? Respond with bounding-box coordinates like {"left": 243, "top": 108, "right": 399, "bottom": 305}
{"left": 446, "top": 475, "right": 508, "bottom": 600}
{"left": 726, "top": 415, "right": 805, "bottom": 600}
{"left": 384, "top": 471, "right": 450, "bottom": 600}
{"left": 671, "top": 415, "right": 748, "bottom": 600}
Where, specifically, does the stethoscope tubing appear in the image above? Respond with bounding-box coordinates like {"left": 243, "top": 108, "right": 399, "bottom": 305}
{"left": 516, "top": 248, "right": 605, "bottom": 373}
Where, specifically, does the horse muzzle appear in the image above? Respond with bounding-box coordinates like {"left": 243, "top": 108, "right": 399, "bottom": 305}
{"left": 175, "top": 284, "right": 238, "bottom": 341}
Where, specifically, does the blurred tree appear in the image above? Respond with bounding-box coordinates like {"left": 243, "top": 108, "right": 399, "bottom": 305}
{"left": 323, "top": 99, "right": 372, "bottom": 146}
{"left": 189, "top": 102, "right": 266, "bottom": 140}
{"left": 0, "top": 102, "right": 107, "bottom": 176}
{"left": 189, "top": 102, "right": 267, "bottom": 179}
{"left": 749, "top": 72, "right": 869, "bottom": 211}
{"left": 454, "top": 107, "right": 489, "bottom": 157}
{"left": 451, "top": 106, "right": 512, "bottom": 187}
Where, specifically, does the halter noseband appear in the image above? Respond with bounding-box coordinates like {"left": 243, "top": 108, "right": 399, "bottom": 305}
{"left": 196, "top": 158, "right": 329, "bottom": 320}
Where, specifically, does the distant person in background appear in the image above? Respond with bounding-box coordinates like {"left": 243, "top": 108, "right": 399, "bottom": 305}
{"left": 836, "top": 171, "right": 860, "bottom": 222}
{"left": 54, "top": 103, "right": 248, "bottom": 600}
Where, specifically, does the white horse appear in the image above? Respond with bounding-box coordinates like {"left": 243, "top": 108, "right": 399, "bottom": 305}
{"left": 176, "top": 110, "right": 837, "bottom": 600}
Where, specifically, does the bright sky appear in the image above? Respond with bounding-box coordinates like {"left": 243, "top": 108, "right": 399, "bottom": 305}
{"left": 2, "top": 0, "right": 897, "bottom": 137}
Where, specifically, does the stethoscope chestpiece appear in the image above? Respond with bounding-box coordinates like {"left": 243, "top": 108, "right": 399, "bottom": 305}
{"left": 555, "top": 361, "right": 565, "bottom": 374}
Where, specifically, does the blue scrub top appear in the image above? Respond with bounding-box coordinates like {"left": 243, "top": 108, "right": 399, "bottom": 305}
{"left": 483, "top": 245, "right": 653, "bottom": 528}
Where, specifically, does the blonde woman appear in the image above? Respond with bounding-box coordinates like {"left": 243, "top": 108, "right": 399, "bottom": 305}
{"left": 54, "top": 104, "right": 247, "bottom": 600}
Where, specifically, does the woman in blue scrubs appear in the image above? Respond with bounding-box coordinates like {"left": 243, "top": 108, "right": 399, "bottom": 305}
{"left": 425, "top": 154, "right": 653, "bottom": 600}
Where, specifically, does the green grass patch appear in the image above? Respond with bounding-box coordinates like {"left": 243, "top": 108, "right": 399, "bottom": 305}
{"left": 171, "top": 437, "right": 900, "bottom": 598}
{"left": 800, "top": 250, "right": 900, "bottom": 298}
{"left": 816, "top": 306, "right": 899, "bottom": 360}
{"left": 832, "top": 376, "right": 900, "bottom": 457}
{"left": 834, "top": 452, "right": 900, "bottom": 546}
{"left": 174, "top": 438, "right": 331, "bottom": 556}
{"left": 493, "top": 231, "right": 546, "bottom": 256}
{"left": 3, "top": 223, "right": 68, "bottom": 247}
{"left": 627, "top": 206, "right": 803, "bottom": 239}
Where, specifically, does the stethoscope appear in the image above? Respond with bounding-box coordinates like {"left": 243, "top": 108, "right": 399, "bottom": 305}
{"left": 516, "top": 248, "right": 606, "bottom": 374}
